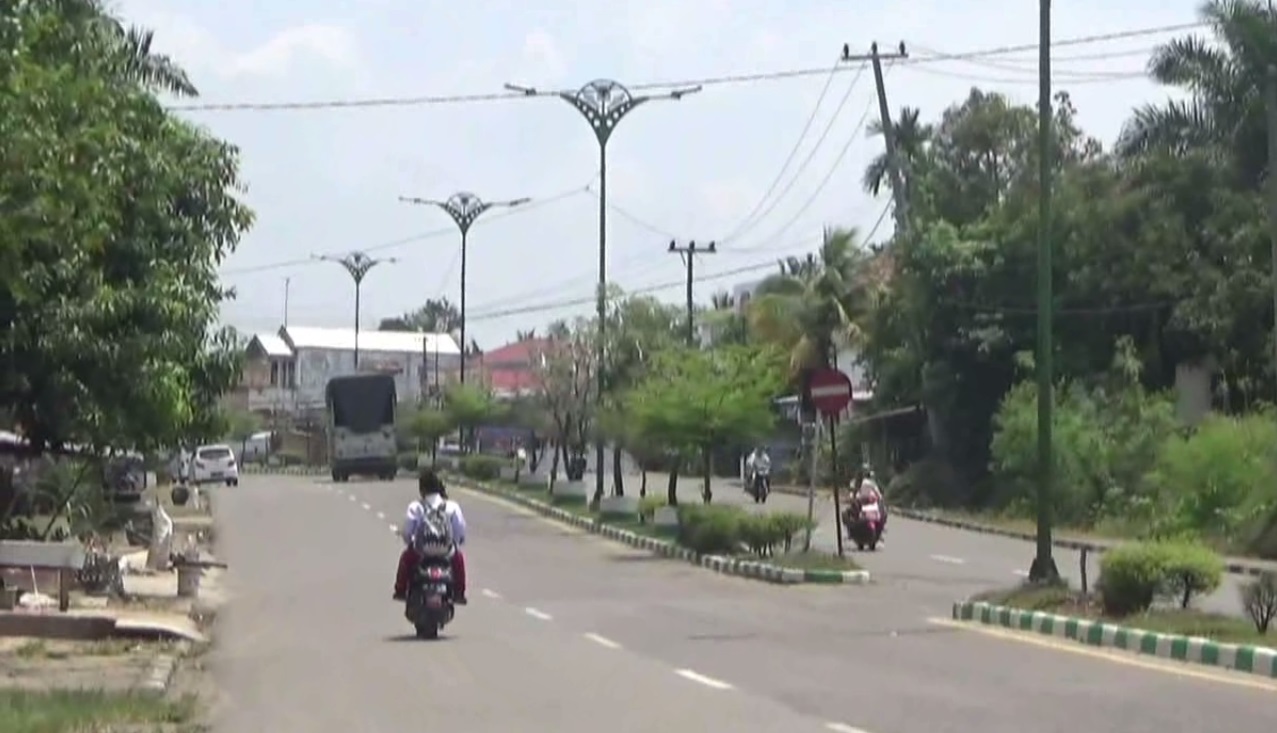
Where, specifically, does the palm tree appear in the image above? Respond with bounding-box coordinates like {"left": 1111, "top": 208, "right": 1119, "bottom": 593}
{"left": 862, "top": 106, "right": 932, "bottom": 196}
{"left": 53, "top": 0, "right": 199, "bottom": 96}
{"left": 746, "top": 227, "right": 871, "bottom": 375}
{"left": 709, "top": 291, "right": 734, "bottom": 310}
{"left": 1116, "top": 0, "right": 1273, "bottom": 186}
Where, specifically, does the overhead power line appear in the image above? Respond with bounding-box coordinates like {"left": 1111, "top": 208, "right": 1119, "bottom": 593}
{"left": 219, "top": 182, "right": 592, "bottom": 277}
{"left": 172, "top": 22, "right": 1203, "bottom": 113}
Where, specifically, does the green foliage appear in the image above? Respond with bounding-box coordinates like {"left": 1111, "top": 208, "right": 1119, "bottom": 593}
{"left": 405, "top": 408, "right": 455, "bottom": 447}
{"left": 626, "top": 345, "right": 785, "bottom": 453}
{"left": 637, "top": 495, "right": 667, "bottom": 523}
{"left": 397, "top": 453, "right": 419, "bottom": 473}
{"left": 675, "top": 505, "right": 743, "bottom": 555}
{"left": 459, "top": 454, "right": 504, "bottom": 481}
{"left": 0, "top": 1, "right": 252, "bottom": 455}
{"left": 1145, "top": 412, "right": 1277, "bottom": 547}
{"left": 989, "top": 342, "right": 1179, "bottom": 527}
{"left": 1098, "top": 540, "right": 1226, "bottom": 616}
{"left": 444, "top": 384, "right": 499, "bottom": 429}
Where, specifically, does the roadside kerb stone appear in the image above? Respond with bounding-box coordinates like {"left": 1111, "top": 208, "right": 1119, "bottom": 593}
{"left": 894, "top": 507, "right": 1275, "bottom": 578}
{"left": 242, "top": 464, "right": 328, "bottom": 476}
{"left": 951, "top": 600, "right": 1277, "bottom": 679}
{"left": 447, "top": 474, "right": 869, "bottom": 586}
{"left": 139, "top": 641, "right": 191, "bottom": 695}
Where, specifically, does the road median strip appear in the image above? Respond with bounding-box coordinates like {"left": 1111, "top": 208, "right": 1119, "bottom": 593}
{"left": 951, "top": 600, "right": 1277, "bottom": 679}
{"left": 447, "top": 474, "right": 869, "bottom": 586}
{"left": 885, "top": 506, "right": 1274, "bottom": 578}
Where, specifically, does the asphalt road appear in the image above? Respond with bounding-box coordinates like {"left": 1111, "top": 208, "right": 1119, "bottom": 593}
{"left": 602, "top": 470, "right": 1251, "bottom": 617}
{"left": 208, "top": 474, "right": 1274, "bottom": 732}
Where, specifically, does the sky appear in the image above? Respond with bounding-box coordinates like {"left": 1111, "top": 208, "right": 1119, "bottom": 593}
{"left": 113, "top": 0, "right": 1204, "bottom": 348}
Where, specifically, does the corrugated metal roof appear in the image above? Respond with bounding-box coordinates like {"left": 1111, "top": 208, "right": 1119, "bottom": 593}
{"left": 250, "top": 333, "right": 294, "bottom": 358}
{"left": 281, "top": 326, "right": 461, "bottom": 355}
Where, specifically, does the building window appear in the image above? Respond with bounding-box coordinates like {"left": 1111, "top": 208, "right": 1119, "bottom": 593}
{"left": 270, "top": 361, "right": 279, "bottom": 387}
{"left": 286, "top": 361, "right": 296, "bottom": 388}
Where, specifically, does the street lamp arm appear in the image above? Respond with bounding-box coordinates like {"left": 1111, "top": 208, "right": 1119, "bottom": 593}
{"left": 398, "top": 195, "right": 445, "bottom": 207}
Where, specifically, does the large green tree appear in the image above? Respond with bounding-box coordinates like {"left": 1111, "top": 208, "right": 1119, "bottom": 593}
{"left": 0, "top": 0, "right": 253, "bottom": 454}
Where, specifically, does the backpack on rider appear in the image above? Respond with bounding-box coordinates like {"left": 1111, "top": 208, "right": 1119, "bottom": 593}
{"left": 412, "top": 503, "right": 454, "bottom": 558}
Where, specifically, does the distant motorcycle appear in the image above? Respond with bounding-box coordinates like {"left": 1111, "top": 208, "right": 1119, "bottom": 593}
{"left": 748, "top": 466, "right": 771, "bottom": 504}
{"left": 843, "top": 501, "right": 884, "bottom": 551}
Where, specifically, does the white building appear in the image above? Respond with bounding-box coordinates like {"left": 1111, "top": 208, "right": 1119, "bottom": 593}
{"left": 241, "top": 326, "right": 462, "bottom": 414}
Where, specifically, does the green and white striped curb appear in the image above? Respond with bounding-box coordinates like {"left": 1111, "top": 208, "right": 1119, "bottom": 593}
{"left": 952, "top": 601, "right": 1277, "bottom": 679}
{"left": 242, "top": 464, "right": 328, "bottom": 476}
{"left": 450, "top": 474, "right": 869, "bottom": 586}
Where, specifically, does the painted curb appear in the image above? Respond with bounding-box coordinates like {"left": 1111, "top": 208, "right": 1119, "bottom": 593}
{"left": 449, "top": 475, "right": 869, "bottom": 586}
{"left": 139, "top": 641, "right": 191, "bottom": 695}
{"left": 951, "top": 600, "right": 1277, "bottom": 679}
{"left": 899, "top": 509, "right": 1275, "bottom": 578}
{"left": 242, "top": 465, "right": 328, "bottom": 476}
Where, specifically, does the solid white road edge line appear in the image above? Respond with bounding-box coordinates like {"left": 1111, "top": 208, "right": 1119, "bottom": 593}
{"left": 480, "top": 588, "right": 501, "bottom": 599}
{"left": 674, "top": 669, "right": 734, "bottom": 690}
{"left": 826, "top": 723, "right": 871, "bottom": 733}
{"left": 583, "top": 633, "right": 621, "bottom": 649}
{"left": 929, "top": 554, "right": 965, "bottom": 565}
{"left": 524, "top": 607, "right": 553, "bottom": 621}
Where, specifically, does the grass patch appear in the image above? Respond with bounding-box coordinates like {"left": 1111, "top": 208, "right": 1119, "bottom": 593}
{"left": 974, "top": 582, "right": 1273, "bottom": 647}
{"left": 9, "top": 639, "right": 152, "bottom": 660}
{"left": 0, "top": 689, "right": 197, "bottom": 733}
{"left": 767, "top": 551, "right": 860, "bottom": 572}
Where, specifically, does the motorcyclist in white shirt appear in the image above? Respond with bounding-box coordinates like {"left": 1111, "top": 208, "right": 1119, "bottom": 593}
{"left": 393, "top": 469, "right": 468, "bottom": 603}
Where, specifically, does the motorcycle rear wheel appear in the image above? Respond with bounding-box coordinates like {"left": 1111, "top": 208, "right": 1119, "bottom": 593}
{"left": 414, "top": 622, "right": 440, "bottom": 640}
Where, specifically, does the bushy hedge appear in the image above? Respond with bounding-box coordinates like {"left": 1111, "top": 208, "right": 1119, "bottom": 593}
{"left": 674, "top": 505, "right": 814, "bottom": 557}
{"left": 990, "top": 366, "right": 1277, "bottom": 559}
{"left": 1098, "top": 540, "right": 1223, "bottom": 616}
{"left": 459, "top": 454, "right": 504, "bottom": 481}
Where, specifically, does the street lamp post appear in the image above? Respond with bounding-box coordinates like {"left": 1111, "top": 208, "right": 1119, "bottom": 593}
{"left": 1030, "top": 0, "right": 1060, "bottom": 583}
{"left": 399, "top": 192, "right": 529, "bottom": 385}
{"left": 505, "top": 79, "right": 701, "bottom": 504}
{"left": 313, "top": 251, "right": 396, "bottom": 369}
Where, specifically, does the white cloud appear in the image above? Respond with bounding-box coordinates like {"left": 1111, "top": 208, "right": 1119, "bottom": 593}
{"left": 225, "top": 24, "right": 359, "bottom": 79}
{"left": 522, "top": 28, "right": 566, "bottom": 81}
{"left": 123, "top": 8, "right": 360, "bottom": 81}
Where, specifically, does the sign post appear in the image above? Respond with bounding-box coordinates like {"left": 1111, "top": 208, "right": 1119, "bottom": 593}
{"left": 804, "top": 368, "right": 854, "bottom": 557}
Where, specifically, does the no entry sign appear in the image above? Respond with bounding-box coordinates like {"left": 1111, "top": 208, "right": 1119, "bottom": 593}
{"left": 806, "top": 367, "right": 853, "bottom": 417}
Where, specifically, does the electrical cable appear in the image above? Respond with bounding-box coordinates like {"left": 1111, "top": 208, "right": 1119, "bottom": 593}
{"left": 171, "top": 22, "right": 1204, "bottom": 113}
{"left": 717, "top": 62, "right": 844, "bottom": 243}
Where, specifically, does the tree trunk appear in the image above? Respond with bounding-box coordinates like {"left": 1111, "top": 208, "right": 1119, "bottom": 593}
{"left": 640, "top": 470, "right": 647, "bottom": 499}
{"left": 429, "top": 441, "right": 437, "bottom": 467}
{"left": 701, "top": 446, "right": 713, "bottom": 504}
{"left": 666, "top": 455, "right": 681, "bottom": 506}
{"left": 550, "top": 442, "right": 562, "bottom": 486}
{"left": 611, "top": 445, "right": 624, "bottom": 497}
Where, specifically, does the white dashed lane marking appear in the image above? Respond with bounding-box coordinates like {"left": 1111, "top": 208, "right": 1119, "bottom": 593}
{"left": 929, "top": 554, "right": 965, "bottom": 565}
{"left": 376, "top": 511, "right": 386, "bottom": 520}
{"left": 524, "top": 607, "right": 553, "bottom": 621}
{"left": 675, "top": 669, "right": 734, "bottom": 690}
{"left": 361, "top": 502, "right": 371, "bottom": 510}
{"left": 826, "top": 724, "right": 872, "bottom": 733}
{"left": 481, "top": 588, "right": 501, "bottom": 599}
{"left": 583, "top": 633, "right": 621, "bottom": 649}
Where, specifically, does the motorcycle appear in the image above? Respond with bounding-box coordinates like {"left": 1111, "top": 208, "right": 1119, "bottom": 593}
{"left": 748, "top": 466, "right": 770, "bottom": 503}
{"left": 843, "top": 501, "right": 884, "bottom": 551}
{"left": 404, "top": 553, "right": 457, "bottom": 639}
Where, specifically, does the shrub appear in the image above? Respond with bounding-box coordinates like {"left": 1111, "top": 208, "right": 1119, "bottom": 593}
{"left": 637, "top": 496, "right": 667, "bottom": 523}
{"left": 1240, "top": 571, "right": 1277, "bottom": 634}
{"left": 459, "top": 454, "right": 504, "bottom": 481}
{"left": 1098, "top": 542, "right": 1170, "bottom": 616}
{"left": 676, "top": 505, "right": 743, "bottom": 555}
{"left": 1156, "top": 541, "right": 1224, "bottom": 609}
{"left": 738, "top": 514, "right": 786, "bottom": 558}
{"left": 1146, "top": 412, "right": 1277, "bottom": 547}
{"left": 768, "top": 512, "right": 815, "bottom": 553}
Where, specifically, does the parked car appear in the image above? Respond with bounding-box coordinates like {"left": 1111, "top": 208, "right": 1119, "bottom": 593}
{"left": 192, "top": 444, "right": 238, "bottom": 486}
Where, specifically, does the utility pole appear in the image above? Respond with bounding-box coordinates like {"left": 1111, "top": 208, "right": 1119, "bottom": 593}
{"left": 1030, "top": 0, "right": 1060, "bottom": 584}
{"left": 283, "top": 277, "right": 291, "bottom": 327}
{"left": 842, "top": 42, "right": 910, "bottom": 234}
{"left": 1268, "top": 64, "right": 1277, "bottom": 407}
{"left": 506, "top": 79, "right": 702, "bottom": 506}
{"left": 667, "top": 240, "right": 717, "bottom": 345}
{"left": 400, "top": 192, "right": 529, "bottom": 384}
{"left": 313, "top": 252, "right": 396, "bottom": 369}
